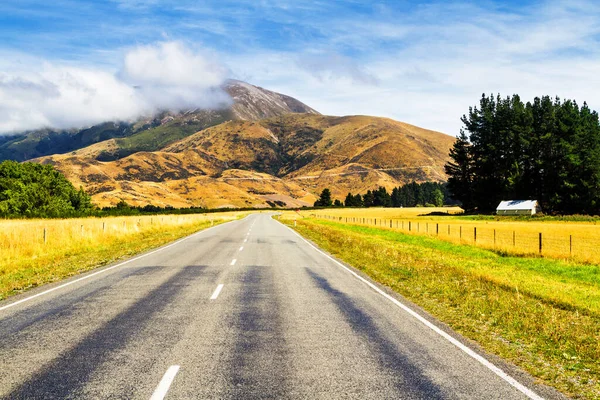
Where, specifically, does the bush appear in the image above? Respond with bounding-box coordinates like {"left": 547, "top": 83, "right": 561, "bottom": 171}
{"left": 0, "top": 161, "right": 92, "bottom": 218}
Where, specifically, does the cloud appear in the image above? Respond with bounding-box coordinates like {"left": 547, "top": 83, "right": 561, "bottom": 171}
{"left": 296, "top": 53, "right": 379, "bottom": 86}
{"left": 0, "top": 41, "right": 231, "bottom": 134}
{"left": 120, "top": 41, "right": 231, "bottom": 111}
{"left": 226, "top": 0, "right": 600, "bottom": 136}
{"left": 3, "top": 1, "right": 600, "bottom": 137}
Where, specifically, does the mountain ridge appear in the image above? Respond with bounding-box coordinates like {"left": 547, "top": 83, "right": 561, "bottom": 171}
{"left": 35, "top": 113, "right": 455, "bottom": 208}
{"left": 0, "top": 80, "right": 318, "bottom": 162}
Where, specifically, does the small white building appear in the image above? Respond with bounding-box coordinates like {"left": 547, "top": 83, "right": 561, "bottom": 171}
{"left": 496, "top": 200, "right": 541, "bottom": 215}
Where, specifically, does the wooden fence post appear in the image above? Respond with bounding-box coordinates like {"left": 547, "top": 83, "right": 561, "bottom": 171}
{"left": 570, "top": 235, "right": 572, "bottom": 256}
{"left": 539, "top": 233, "right": 542, "bottom": 254}
{"left": 43, "top": 227, "right": 47, "bottom": 244}
{"left": 474, "top": 227, "right": 477, "bottom": 243}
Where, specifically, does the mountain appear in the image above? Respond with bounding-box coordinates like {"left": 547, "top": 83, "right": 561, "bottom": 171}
{"left": 35, "top": 113, "right": 456, "bottom": 208}
{"left": 0, "top": 80, "right": 319, "bottom": 162}
{"left": 225, "top": 80, "right": 319, "bottom": 120}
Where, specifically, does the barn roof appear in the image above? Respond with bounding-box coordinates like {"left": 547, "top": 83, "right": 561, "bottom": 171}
{"left": 496, "top": 200, "right": 538, "bottom": 210}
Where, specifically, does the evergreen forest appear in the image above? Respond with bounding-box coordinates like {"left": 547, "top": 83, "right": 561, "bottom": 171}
{"left": 445, "top": 94, "right": 600, "bottom": 214}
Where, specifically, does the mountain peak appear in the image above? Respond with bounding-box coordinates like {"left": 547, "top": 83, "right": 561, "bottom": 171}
{"left": 0, "top": 80, "right": 319, "bottom": 162}
{"left": 223, "top": 80, "right": 319, "bottom": 121}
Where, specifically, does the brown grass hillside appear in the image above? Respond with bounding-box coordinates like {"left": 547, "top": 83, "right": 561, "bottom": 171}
{"left": 35, "top": 114, "right": 456, "bottom": 207}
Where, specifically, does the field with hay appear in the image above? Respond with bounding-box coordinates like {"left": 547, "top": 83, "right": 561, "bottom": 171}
{"left": 0, "top": 212, "right": 243, "bottom": 300}
{"left": 300, "top": 207, "right": 600, "bottom": 263}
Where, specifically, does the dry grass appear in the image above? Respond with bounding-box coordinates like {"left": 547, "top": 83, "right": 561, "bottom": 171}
{"left": 280, "top": 216, "right": 600, "bottom": 399}
{"left": 0, "top": 212, "right": 243, "bottom": 300}
{"left": 301, "top": 207, "right": 600, "bottom": 264}
{"left": 36, "top": 114, "right": 455, "bottom": 208}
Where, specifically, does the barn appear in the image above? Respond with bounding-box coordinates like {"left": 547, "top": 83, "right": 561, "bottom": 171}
{"left": 496, "top": 200, "right": 541, "bottom": 216}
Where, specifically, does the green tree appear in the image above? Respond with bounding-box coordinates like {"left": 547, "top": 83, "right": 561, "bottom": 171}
{"left": 445, "top": 131, "right": 474, "bottom": 210}
{"left": 432, "top": 189, "right": 444, "bottom": 207}
{"left": 446, "top": 94, "right": 600, "bottom": 214}
{"left": 363, "top": 190, "right": 374, "bottom": 207}
{"left": 344, "top": 192, "right": 355, "bottom": 207}
{"left": 314, "top": 188, "right": 333, "bottom": 207}
{"left": 0, "top": 161, "right": 92, "bottom": 217}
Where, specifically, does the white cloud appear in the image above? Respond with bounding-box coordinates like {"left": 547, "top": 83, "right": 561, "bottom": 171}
{"left": 227, "top": 1, "right": 600, "bottom": 136}
{"left": 0, "top": 41, "right": 231, "bottom": 134}
{"left": 120, "top": 41, "right": 231, "bottom": 111}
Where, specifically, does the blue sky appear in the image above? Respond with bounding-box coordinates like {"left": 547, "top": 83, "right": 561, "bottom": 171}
{"left": 1, "top": 0, "right": 600, "bottom": 135}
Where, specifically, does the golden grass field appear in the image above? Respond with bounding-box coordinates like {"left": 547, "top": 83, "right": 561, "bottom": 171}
{"left": 297, "top": 207, "right": 600, "bottom": 264}
{"left": 0, "top": 212, "right": 243, "bottom": 300}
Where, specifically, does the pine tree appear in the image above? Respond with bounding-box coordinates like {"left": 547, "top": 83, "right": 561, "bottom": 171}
{"left": 314, "top": 188, "right": 333, "bottom": 207}
{"left": 363, "top": 190, "right": 374, "bottom": 207}
{"left": 445, "top": 131, "right": 474, "bottom": 210}
{"left": 344, "top": 192, "right": 355, "bottom": 207}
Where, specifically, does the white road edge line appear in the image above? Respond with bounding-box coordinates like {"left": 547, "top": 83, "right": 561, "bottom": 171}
{"left": 150, "top": 365, "right": 180, "bottom": 400}
{"left": 0, "top": 218, "right": 241, "bottom": 313}
{"left": 210, "top": 284, "right": 224, "bottom": 300}
{"left": 230, "top": 259, "right": 237, "bottom": 266}
{"left": 280, "top": 220, "right": 544, "bottom": 400}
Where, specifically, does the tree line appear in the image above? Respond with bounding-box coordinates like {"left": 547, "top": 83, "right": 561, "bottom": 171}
{"left": 0, "top": 161, "right": 92, "bottom": 218}
{"left": 0, "top": 161, "right": 257, "bottom": 218}
{"left": 315, "top": 182, "right": 457, "bottom": 208}
{"left": 446, "top": 94, "right": 600, "bottom": 214}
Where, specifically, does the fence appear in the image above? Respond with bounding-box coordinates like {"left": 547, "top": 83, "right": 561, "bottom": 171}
{"left": 0, "top": 214, "right": 234, "bottom": 264}
{"left": 313, "top": 214, "right": 600, "bottom": 263}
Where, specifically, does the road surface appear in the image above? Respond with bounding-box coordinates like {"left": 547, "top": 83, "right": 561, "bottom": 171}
{"left": 0, "top": 214, "right": 561, "bottom": 399}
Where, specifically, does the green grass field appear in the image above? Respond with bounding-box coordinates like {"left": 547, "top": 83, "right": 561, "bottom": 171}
{"left": 306, "top": 207, "right": 600, "bottom": 263}
{"left": 281, "top": 216, "right": 600, "bottom": 399}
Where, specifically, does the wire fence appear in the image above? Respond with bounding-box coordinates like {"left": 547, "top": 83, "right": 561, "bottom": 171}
{"left": 0, "top": 213, "right": 236, "bottom": 264}
{"left": 313, "top": 214, "right": 600, "bottom": 264}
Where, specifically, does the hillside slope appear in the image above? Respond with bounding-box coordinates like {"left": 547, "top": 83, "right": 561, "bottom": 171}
{"left": 36, "top": 114, "right": 455, "bottom": 208}
{"left": 0, "top": 80, "right": 318, "bottom": 162}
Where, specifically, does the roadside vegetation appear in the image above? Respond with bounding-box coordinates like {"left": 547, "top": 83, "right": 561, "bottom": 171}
{"left": 0, "top": 213, "right": 242, "bottom": 300}
{"left": 279, "top": 214, "right": 600, "bottom": 399}
{"left": 0, "top": 160, "right": 93, "bottom": 218}
{"left": 314, "top": 182, "right": 458, "bottom": 208}
{"left": 304, "top": 207, "right": 600, "bottom": 264}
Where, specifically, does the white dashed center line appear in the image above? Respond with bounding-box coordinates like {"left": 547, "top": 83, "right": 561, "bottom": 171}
{"left": 210, "top": 284, "right": 224, "bottom": 300}
{"left": 150, "top": 365, "right": 180, "bottom": 400}
{"left": 230, "top": 259, "right": 237, "bottom": 266}
{"left": 239, "top": 246, "right": 244, "bottom": 251}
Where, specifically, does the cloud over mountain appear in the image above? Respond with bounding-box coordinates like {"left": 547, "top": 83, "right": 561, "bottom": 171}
{"left": 0, "top": 41, "right": 231, "bottom": 134}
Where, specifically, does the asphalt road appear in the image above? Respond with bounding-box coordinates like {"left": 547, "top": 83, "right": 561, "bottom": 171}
{"left": 0, "top": 214, "right": 562, "bottom": 399}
